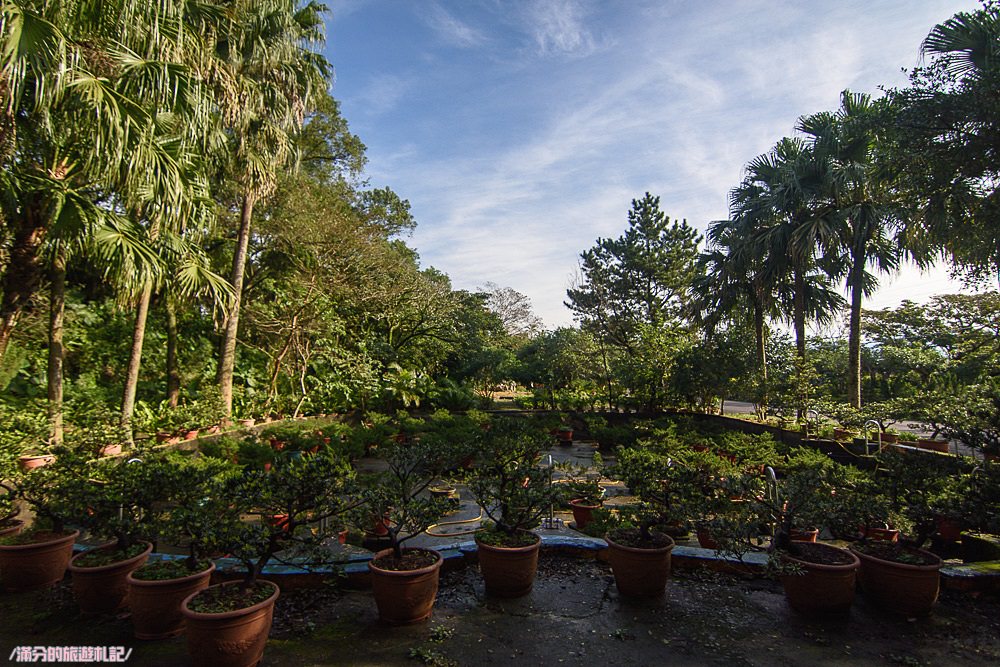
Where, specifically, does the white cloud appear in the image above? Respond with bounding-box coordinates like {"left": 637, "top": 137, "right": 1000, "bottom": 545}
{"left": 520, "top": 0, "right": 599, "bottom": 57}
{"left": 424, "top": 3, "right": 488, "bottom": 48}
{"left": 354, "top": 73, "right": 412, "bottom": 115}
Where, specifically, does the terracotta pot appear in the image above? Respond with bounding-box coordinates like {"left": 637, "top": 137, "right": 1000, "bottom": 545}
{"left": 696, "top": 528, "right": 719, "bottom": 550}
{"left": 181, "top": 580, "right": 279, "bottom": 667}
{"left": 368, "top": 548, "right": 442, "bottom": 625}
{"left": 69, "top": 542, "right": 152, "bottom": 614}
{"left": 476, "top": 532, "right": 541, "bottom": 598}
{"left": 779, "top": 543, "right": 859, "bottom": 615}
{"left": 880, "top": 433, "right": 900, "bottom": 444}
{"left": 934, "top": 516, "right": 963, "bottom": 542}
{"left": 238, "top": 418, "right": 256, "bottom": 428}
{"left": 556, "top": 429, "right": 573, "bottom": 443}
{"left": 789, "top": 528, "right": 819, "bottom": 543}
{"left": 861, "top": 526, "right": 900, "bottom": 542}
{"left": 0, "top": 519, "right": 24, "bottom": 538}
{"left": 569, "top": 499, "right": 601, "bottom": 530}
{"left": 338, "top": 530, "right": 348, "bottom": 545}
{"left": 156, "top": 432, "right": 173, "bottom": 443}
{"left": 605, "top": 533, "right": 675, "bottom": 598}
{"left": 182, "top": 429, "right": 200, "bottom": 441}
{"left": 17, "top": 454, "right": 56, "bottom": 471}
{"left": 99, "top": 443, "right": 123, "bottom": 457}
{"left": 850, "top": 545, "right": 942, "bottom": 616}
{"left": 0, "top": 529, "right": 78, "bottom": 591}
{"left": 916, "top": 438, "right": 950, "bottom": 453}
{"left": 127, "top": 561, "right": 216, "bottom": 639}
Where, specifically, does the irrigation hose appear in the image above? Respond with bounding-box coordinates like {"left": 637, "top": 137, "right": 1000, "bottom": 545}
{"left": 425, "top": 508, "right": 486, "bottom": 537}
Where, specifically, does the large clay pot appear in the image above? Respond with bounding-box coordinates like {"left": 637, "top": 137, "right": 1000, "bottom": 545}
{"left": 569, "top": 499, "right": 601, "bottom": 530}
{"left": 127, "top": 561, "right": 216, "bottom": 639}
{"left": 17, "top": 454, "right": 56, "bottom": 471}
{"left": 778, "top": 543, "right": 859, "bottom": 615}
{"left": 181, "top": 580, "right": 279, "bottom": 667}
{"left": 368, "top": 548, "right": 442, "bottom": 624}
{"left": 917, "top": 438, "right": 950, "bottom": 454}
{"left": 789, "top": 528, "right": 819, "bottom": 543}
{"left": 605, "top": 532, "right": 675, "bottom": 598}
{"left": 476, "top": 532, "right": 541, "bottom": 598}
{"left": 0, "top": 529, "right": 78, "bottom": 591}
{"left": 851, "top": 544, "right": 942, "bottom": 616}
{"left": 69, "top": 542, "right": 152, "bottom": 614}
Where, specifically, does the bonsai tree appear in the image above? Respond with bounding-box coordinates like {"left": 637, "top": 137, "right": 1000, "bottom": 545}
{"left": 205, "top": 450, "right": 361, "bottom": 596}
{"left": 555, "top": 452, "right": 605, "bottom": 506}
{"left": 359, "top": 436, "right": 459, "bottom": 560}
{"left": 468, "top": 417, "right": 563, "bottom": 545}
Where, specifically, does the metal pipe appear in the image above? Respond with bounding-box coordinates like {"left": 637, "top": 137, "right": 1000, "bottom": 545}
{"left": 863, "top": 420, "right": 882, "bottom": 454}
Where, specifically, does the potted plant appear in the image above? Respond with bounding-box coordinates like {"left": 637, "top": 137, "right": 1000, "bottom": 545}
{"left": 468, "top": 418, "right": 562, "bottom": 598}
{"left": 360, "top": 437, "right": 457, "bottom": 624}
{"left": 557, "top": 453, "right": 604, "bottom": 530}
{"left": 67, "top": 454, "right": 162, "bottom": 614}
{"left": 605, "top": 446, "right": 715, "bottom": 598}
{"left": 0, "top": 483, "right": 22, "bottom": 537}
{"left": 180, "top": 452, "right": 357, "bottom": 667}
{"left": 0, "top": 457, "right": 83, "bottom": 591}
{"left": 713, "top": 449, "right": 861, "bottom": 615}
{"left": 846, "top": 449, "right": 956, "bottom": 616}
{"left": 127, "top": 453, "right": 236, "bottom": 639}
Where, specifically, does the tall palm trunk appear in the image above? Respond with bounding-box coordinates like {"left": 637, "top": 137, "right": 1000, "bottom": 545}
{"left": 792, "top": 264, "right": 807, "bottom": 359}
{"left": 753, "top": 301, "right": 768, "bottom": 416}
{"left": 0, "top": 203, "right": 47, "bottom": 362}
{"left": 120, "top": 284, "right": 153, "bottom": 440}
{"left": 217, "top": 193, "right": 256, "bottom": 417}
{"left": 847, "top": 246, "right": 866, "bottom": 409}
{"left": 166, "top": 298, "right": 180, "bottom": 407}
{"left": 47, "top": 242, "right": 67, "bottom": 445}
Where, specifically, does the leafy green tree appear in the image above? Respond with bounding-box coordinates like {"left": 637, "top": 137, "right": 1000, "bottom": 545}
{"left": 566, "top": 193, "right": 702, "bottom": 410}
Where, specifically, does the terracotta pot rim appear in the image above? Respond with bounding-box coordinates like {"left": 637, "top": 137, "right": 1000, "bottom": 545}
{"left": 569, "top": 498, "right": 602, "bottom": 510}
{"left": 849, "top": 545, "right": 943, "bottom": 571}
{"left": 368, "top": 548, "right": 443, "bottom": 576}
{"left": 0, "top": 528, "right": 79, "bottom": 552}
{"left": 475, "top": 531, "right": 541, "bottom": 553}
{"left": 68, "top": 541, "right": 153, "bottom": 573}
{"left": 127, "top": 560, "right": 216, "bottom": 587}
{"left": 605, "top": 533, "right": 676, "bottom": 555}
{"left": 780, "top": 543, "right": 860, "bottom": 571}
{"left": 180, "top": 579, "right": 280, "bottom": 620}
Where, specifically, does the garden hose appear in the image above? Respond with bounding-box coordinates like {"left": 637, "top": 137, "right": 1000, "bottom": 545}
{"left": 425, "top": 508, "right": 486, "bottom": 537}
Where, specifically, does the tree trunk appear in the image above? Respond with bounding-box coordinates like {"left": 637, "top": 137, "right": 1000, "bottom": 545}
{"left": 120, "top": 284, "right": 153, "bottom": 440}
{"left": 47, "top": 243, "right": 67, "bottom": 445}
{"left": 0, "top": 204, "right": 47, "bottom": 362}
{"left": 217, "top": 193, "right": 256, "bottom": 417}
{"left": 793, "top": 264, "right": 806, "bottom": 360}
{"left": 847, "top": 250, "right": 865, "bottom": 409}
{"left": 753, "top": 302, "right": 768, "bottom": 418}
{"left": 166, "top": 298, "right": 180, "bottom": 407}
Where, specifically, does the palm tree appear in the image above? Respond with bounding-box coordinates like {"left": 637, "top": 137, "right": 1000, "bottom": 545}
{"left": 211, "top": 0, "right": 331, "bottom": 418}
{"left": 797, "top": 91, "right": 908, "bottom": 408}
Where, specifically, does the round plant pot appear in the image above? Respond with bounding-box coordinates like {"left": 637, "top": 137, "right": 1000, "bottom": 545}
{"left": 0, "top": 519, "right": 24, "bottom": 539}
{"left": 569, "top": 499, "right": 601, "bottom": 530}
{"left": 605, "top": 532, "right": 675, "bottom": 598}
{"left": 17, "top": 454, "right": 56, "bottom": 471}
{"left": 696, "top": 528, "right": 719, "bottom": 550}
{"left": 182, "top": 429, "right": 200, "bottom": 441}
{"left": 476, "top": 532, "right": 541, "bottom": 598}
{"left": 238, "top": 418, "right": 256, "bottom": 428}
{"left": 861, "top": 526, "right": 900, "bottom": 542}
{"left": 556, "top": 429, "right": 573, "bottom": 444}
{"left": 69, "top": 542, "right": 152, "bottom": 614}
{"left": 181, "top": 580, "right": 279, "bottom": 667}
{"left": 368, "top": 548, "right": 442, "bottom": 625}
{"left": 778, "top": 543, "right": 860, "bottom": 615}
{"left": 935, "top": 516, "right": 963, "bottom": 542}
{"left": 0, "top": 529, "right": 79, "bottom": 592}
{"left": 789, "top": 528, "right": 819, "bottom": 543}
{"left": 99, "top": 443, "right": 123, "bottom": 457}
{"left": 917, "top": 438, "right": 950, "bottom": 454}
{"left": 850, "top": 544, "right": 942, "bottom": 616}
{"left": 127, "top": 561, "right": 216, "bottom": 639}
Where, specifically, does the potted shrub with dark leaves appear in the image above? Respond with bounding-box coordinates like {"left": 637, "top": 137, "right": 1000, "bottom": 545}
{"left": 126, "top": 453, "right": 236, "bottom": 639}
{"left": 557, "top": 453, "right": 604, "bottom": 530}
{"left": 605, "top": 447, "right": 711, "bottom": 598}
{"left": 180, "top": 452, "right": 358, "bottom": 667}
{"left": 0, "top": 457, "right": 84, "bottom": 591}
{"left": 0, "top": 483, "right": 22, "bottom": 538}
{"left": 753, "top": 449, "right": 861, "bottom": 616}
{"left": 67, "top": 455, "right": 163, "bottom": 614}
{"left": 846, "top": 449, "right": 965, "bottom": 616}
{"left": 361, "top": 437, "right": 457, "bottom": 624}
{"left": 468, "top": 418, "right": 563, "bottom": 598}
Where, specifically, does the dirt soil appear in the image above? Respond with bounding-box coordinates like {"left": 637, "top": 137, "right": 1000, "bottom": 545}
{"left": 2, "top": 553, "right": 999, "bottom": 666}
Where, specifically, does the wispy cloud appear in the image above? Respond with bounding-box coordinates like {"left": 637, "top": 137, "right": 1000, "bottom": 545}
{"left": 424, "top": 3, "right": 487, "bottom": 48}
{"left": 520, "top": 0, "right": 599, "bottom": 57}
{"left": 354, "top": 73, "right": 412, "bottom": 115}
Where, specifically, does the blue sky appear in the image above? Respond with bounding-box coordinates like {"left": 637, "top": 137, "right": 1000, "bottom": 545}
{"left": 325, "top": 0, "right": 978, "bottom": 328}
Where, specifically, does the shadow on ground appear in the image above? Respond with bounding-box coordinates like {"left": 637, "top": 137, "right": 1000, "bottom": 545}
{"left": 2, "top": 553, "right": 1000, "bottom": 666}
